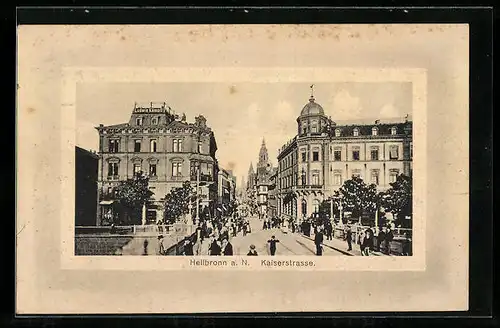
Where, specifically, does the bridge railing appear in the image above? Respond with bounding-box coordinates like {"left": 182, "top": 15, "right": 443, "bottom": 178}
{"left": 75, "top": 224, "right": 177, "bottom": 236}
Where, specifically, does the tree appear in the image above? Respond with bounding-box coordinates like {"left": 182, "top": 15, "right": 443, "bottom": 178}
{"left": 380, "top": 174, "right": 412, "bottom": 228}
{"left": 163, "top": 181, "right": 194, "bottom": 224}
{"left": 114, "top": 172, "right": 154, "bottom": 225}
{"left": 338, "top": 176, "right": 379, "bottom": 223}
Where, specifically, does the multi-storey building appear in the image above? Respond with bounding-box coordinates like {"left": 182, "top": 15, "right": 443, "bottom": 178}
{"left": 277, "top": 93, "right": 413, "bottom": 224}
{"left": 96, "top": 102, "right": 218, "bottom": 226}
{"left": 254, "top": 139, "right": 274, "bottom": 217}
{"left": 217, "top": 167, "right": 237, "bottom": 216}
{"left": 75, "top": 146, "right": 99, "bottom": 226}
{"left": 267, "top": 168, "right": 278, "bottom": 218}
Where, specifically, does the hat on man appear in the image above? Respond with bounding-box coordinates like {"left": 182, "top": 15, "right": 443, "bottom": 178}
{"left": 250, "top": 244, "right": 256, "bottom": 250}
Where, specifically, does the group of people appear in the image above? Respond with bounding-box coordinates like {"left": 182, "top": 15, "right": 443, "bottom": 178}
{"left": 342, "top": 224, "right": 400, "bottom": 256}
{"left": 155, "top": 211, "right": 253, "bottom": 256}
{"left": 262, "top": 216, "right": 283, "bottom": 230}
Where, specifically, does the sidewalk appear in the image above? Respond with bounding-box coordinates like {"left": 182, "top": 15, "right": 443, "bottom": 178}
{"left": 299, "top": 233, "right": 385, "bottom": 256}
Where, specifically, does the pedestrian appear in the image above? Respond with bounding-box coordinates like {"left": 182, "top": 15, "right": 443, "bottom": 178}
{"left": 195, "top": 224, "right": 204, "bottom": 244}
{"left": 157, "top": 235, "right": 165, "bottom": 255}
{"left": 221, "top": 238, "right": 234, "bottom": 256}
{"left": 325, "top": 222, "right": 333, "bottom": 241}
{"left": 314, "top": 227, "right": 324, "bottom": 256}
{"left": 377, "top": 226, "right": 387, "bottom": 253}
{"left": 384, "top": 227, "right": 394, "bottom": 255}
{"left": 267, "top": 235, "right": 280, "bottom": 256}
{"left": 247, "top": 244, "right": 258, "bottom": 256}
{"left": 345, "top": 225, "right": 353, "bottom": 251}
{"left": 183, "top": 238, "right": 194, "bottom": 256}
{"left": 142, "top": 239, "right": 149, "bottom": 256}
{"left": 243, "top": 223, "right": 248, "bottom": 236}
{"left": 361, "top": 229, "right": 373, "bottom": 256}
{"left": 208, "top": 236, "right": 221, "bottom": 256}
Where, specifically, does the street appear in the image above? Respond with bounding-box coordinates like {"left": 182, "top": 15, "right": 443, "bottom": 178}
{"left": 223, "top": 216, "right": 345, "bottom": 256}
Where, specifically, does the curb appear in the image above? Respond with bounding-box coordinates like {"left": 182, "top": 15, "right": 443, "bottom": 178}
{"left": 299, "top": 234, "right": 384, "bottom": 256}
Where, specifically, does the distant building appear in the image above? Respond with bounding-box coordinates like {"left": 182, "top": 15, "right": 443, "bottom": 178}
{"left": 277, "top": 92, "right": 413, "bottom": 224}
{"left": 75, "top": 146, "right": 99, "bottom": 226}
{"left": 95, "top": 101, "right": 219, "bottom": 225}
{"left": 217, "top": 167, "right": 236, "bottom": 216}
{"left": 253, "top": 139, "right": 274, "bottom": 218}
{"left": 268, "top": 167, "right": 278, "bottom": 218}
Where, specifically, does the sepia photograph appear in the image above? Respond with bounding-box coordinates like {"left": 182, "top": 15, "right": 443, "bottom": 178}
{"left": 75, "top": 82, "right": 414, "bottom": 257}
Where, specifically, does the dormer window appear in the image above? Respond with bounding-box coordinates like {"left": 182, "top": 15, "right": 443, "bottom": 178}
{"left": 151, "top": 117, "right": 158, "bottom": 125}
{"left": 353, "top": 128, "right": 360, "bottom": 137}
{"left": 391, "top": 127, "right": 397, "bottom": 135}
{"left": 335, "top": 129, "right": 341, "bottom": 137}
{"left": 136, "top": 117, "right": 143, "bottom": 126}
{"left": 372, "top": 127, "right": 378, "bottom": 136}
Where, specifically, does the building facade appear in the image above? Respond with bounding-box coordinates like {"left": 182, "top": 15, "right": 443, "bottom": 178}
{"left": 267, "top": 168, "right": 278, "bottom": 218}
{"left": 252, "top": 139, "right": 274, "bottom": 218}
{"left": 96, "top": 102, "right": 218, "bottom": 226}
{"left": 277, "top": 93, "right": 413, "bottom": 224}
{"left": 75, "top": 146, "right": 99, "bottom": 226}
{"left": 217, "top": 167, "right": 237, "bottom": 216}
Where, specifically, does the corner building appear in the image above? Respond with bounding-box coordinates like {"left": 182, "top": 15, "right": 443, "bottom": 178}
{"left": 277, "top": 94, "right": 413, "bottom": 224}
{"left": 96, "top": 102, "right": 218, "bottom": 225}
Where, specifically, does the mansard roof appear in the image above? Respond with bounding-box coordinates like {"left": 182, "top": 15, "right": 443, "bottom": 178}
{"left": 329, "top": 121, "right": 412, "bottom": 137}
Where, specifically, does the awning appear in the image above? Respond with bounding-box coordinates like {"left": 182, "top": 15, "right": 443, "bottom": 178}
{"left": 99, "top": 200, "right": 115, "bottom": 205}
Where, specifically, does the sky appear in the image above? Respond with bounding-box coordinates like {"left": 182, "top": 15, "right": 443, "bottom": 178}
{"left": 76, "top": 82, "right": 412, "bottom": 188}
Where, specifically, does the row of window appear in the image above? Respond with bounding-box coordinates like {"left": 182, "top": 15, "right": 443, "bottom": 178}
{"left": 280, "top": 153, "right": 297, "bottom": 170}
{"left": 135, "top": 116, "right": 162, "bottom": 126}
{"left": 297, "top": 146, "right": 400, "bottom": 163}
{"left": 107, "top": 161, "right": 214, "bottom": 179}
{"left": 108, "top": 139, "right": 202, "bottom": 153}
{"left": 299, "top": 124, "right": 399, "bottom": 137}
{"left": 339, "top": 126, "right": 398, "bottom": 137}
{"left": 279, "top": 169, "right": 400, "bottom": 188}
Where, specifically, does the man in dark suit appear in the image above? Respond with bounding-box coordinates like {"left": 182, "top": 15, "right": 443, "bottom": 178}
{"left": 267, "top": 236, "right": 280, "bottom": 256}
{"left": 208, "top": 236, "right": 221, "bottom": 256}
{"left": 314, "top": 228, "right": 324, "bottom": 256}
{"left": 222, "top": 238, "right": 233, "bottom": 256}
{"left": 377, "top": 227, "right": 386, "bottom": 252}
{"left": 345, "top": 225, "right": 353, "bottom": 251}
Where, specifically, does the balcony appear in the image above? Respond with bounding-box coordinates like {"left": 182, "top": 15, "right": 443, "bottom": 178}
{"left": 170, "top": 175, "right": 187, "bottom": 182}
{"left": 107, "top": 175, "right": 120, "bottom": 181}
{"left": 190, "top": 173, "right": 213, "bottom": 182}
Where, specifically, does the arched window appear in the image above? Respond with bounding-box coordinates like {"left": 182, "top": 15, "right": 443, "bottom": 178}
{"left": 151, "top": 117, "right": 158, "bottom": 125}
{"left": 391, "top": 127, "right": 397, "bottom": 135}
{"left": 372, "top": 127, "right": 378, "bottom": 136}
{"left": 301, "top": 199, "right": 307, "bottom": 217}
{"left": 313, "top": 199, "right": 320, "bottom": 213}
{"left": 353, "top": 128, "right": 359, "bottom": 137}
{"left": 335, "top": 128, "right": 341, "bottom": 137}
{"left": 301, "top": 168, "right": 306, "bottom": 185}
{"left": 150, "top": 139, "right": 157, "bottom": 152}
{"left": 136, "top": 117, "right": 143, "bottom": 126}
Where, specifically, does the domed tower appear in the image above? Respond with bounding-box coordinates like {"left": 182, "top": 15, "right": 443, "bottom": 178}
{"left": 296, "top": 85, "right": 330, "bottom": 136}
